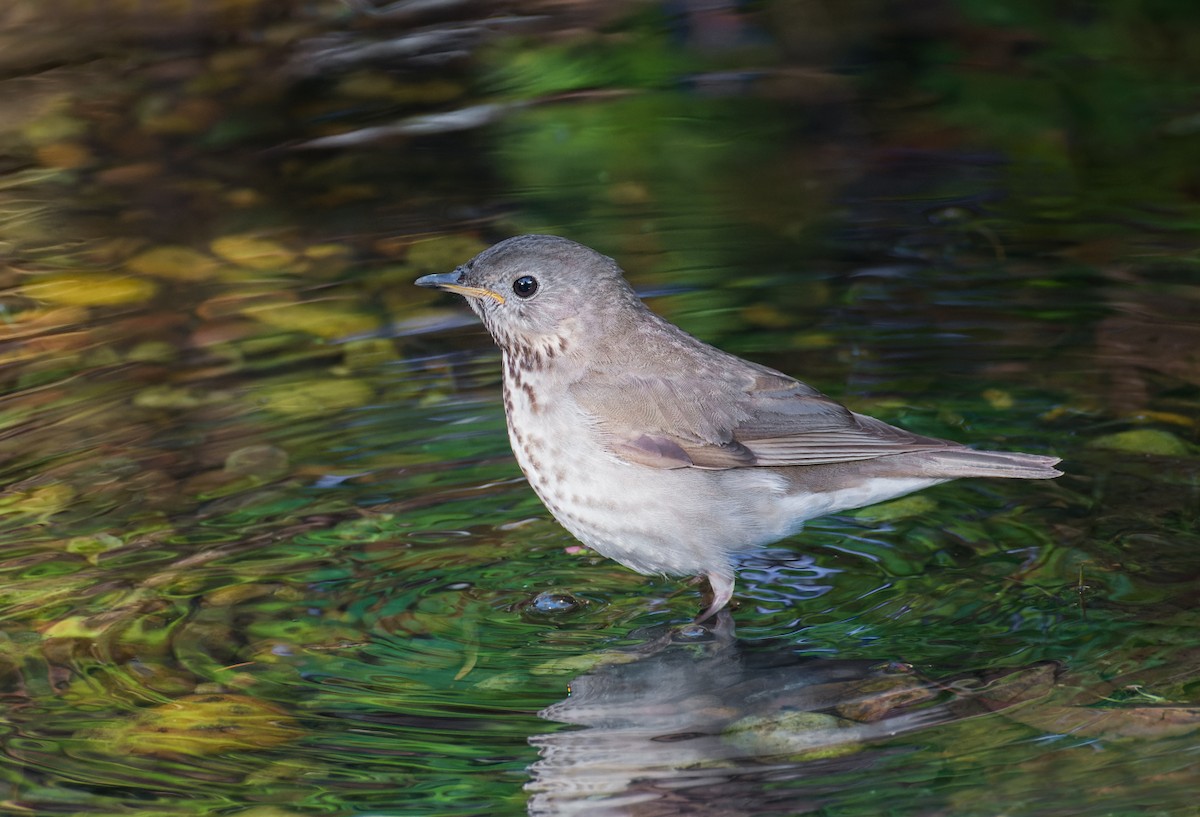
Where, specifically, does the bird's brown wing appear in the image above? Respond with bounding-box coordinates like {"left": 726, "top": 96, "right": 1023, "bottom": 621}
{"left": 570, "top": 365, "right": 959, "bottom": 470}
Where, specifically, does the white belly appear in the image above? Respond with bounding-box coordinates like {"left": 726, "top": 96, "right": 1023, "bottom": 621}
{"left": 502, "top": 364, "right": 943, "bottom": 578}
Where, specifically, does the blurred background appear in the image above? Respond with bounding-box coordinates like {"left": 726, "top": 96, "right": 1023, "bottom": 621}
{"left": 1, "top": 1, "right": 1198, "bottom": 815}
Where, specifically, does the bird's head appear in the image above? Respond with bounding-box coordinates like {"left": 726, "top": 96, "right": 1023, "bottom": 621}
{"left": 415, "top": 234, "right": 641, "bottom": 356}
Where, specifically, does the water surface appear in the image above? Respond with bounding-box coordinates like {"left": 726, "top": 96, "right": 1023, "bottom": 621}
{"left": 1, "top": 1, "right": 1198, "bottom": 815}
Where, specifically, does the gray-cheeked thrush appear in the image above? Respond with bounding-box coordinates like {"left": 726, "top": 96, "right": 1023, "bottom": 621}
{"left": 416, "top": 235, "right": 1062, "bottom": 620}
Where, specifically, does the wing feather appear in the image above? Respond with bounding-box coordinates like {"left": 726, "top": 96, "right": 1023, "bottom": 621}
{"left": 571, "top": 360, "right": 960, "bottom": 471}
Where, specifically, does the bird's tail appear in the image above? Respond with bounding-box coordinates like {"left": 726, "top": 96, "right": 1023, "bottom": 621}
{"left": 914, "top": 449, "right": 1063, "bottom": 480}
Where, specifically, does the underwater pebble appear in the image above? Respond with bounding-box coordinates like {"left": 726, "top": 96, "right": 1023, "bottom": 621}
{"left": 244, "top": 301, "right": 380, "bottom": 339}
{"left": 211, "top": 233, "right": 297, "bottom": 270}
{"left": 724, "top": 711, "right": 856, "bottom": 758}
{"left": 84, "top": 693, "right": 301, "bottom": 756}
{"left": 252, "top": 378, "right": 375, "bottom": 417}
{"left": 224, "top": 444, "right": 290, "bottom": 480}
{"left": 21, "top": 273, "right": 157, "bottom": 306}
{"left": 528, "top": 591, "right": 582, "bottom": 615}
{"left": 406, "top": 234, "right": 487, "bottom": 272}
{"left": 127, "top": 245, "right": 220, "bottom": 280}
{"left": 1088, "top": 429, "right": 1192, "bottom": 456}
{"left": 125, "top": 340, "right": 179, "bottom": 363}
{"left": 35, "top": 142, "right": 93, "bottom": 168}
{"left": 675, "top": 623, "right": 711, "bottom": 640}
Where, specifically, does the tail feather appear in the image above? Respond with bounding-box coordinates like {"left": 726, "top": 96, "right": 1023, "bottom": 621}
{"left": 913, "top": 449, "right": 1062, "bottom": 480}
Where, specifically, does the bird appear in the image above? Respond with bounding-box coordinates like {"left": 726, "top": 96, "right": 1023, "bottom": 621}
{"left": 415, "top": 234, "right": 1062, "bottom": 620}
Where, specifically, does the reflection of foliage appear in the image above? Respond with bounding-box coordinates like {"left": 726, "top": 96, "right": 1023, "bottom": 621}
{"left": 480, "top": 7, "right": 824, "bottom": 294}
{"left": 484, "top": 12, "right": 698, "bottom": 99}
{"left": 493, "top": 93, "right": 790, "bottom": 237}
{"left": 891, "top": 0, "right": 1200, "bottom": 237}
{"left": 489, "top": 90, "right": 848, "bottom": 352}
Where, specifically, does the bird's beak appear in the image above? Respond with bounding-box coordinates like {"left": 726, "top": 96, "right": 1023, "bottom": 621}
{"left": 415, "top": 269, "right": 505, "bottom": 304}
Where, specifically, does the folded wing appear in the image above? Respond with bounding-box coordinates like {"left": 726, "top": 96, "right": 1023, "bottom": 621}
{"left": 571, "top": 364, "right": 961, "bottom": 471}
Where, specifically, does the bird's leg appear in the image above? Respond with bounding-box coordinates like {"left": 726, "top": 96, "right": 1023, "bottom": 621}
{"left": 694, "top": 572, "right": 735, "bottom": 623}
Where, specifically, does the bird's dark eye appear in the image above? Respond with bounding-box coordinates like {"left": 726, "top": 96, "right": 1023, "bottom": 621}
{"left": 512, "top": 275, "right": 538, "bottom": 298}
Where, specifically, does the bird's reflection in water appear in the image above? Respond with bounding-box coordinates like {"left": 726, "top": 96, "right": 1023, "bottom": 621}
{"left": 527, "top": 613, "right": 1056, "bottom": 816}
